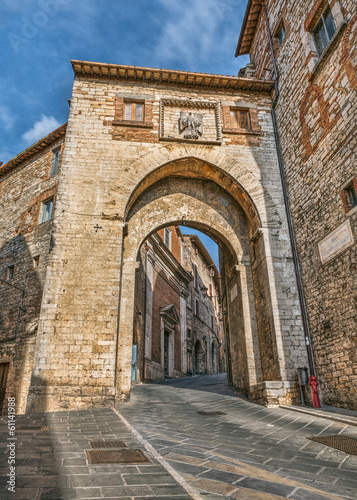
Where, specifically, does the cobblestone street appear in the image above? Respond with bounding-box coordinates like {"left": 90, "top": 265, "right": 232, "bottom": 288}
{"left": 1, "top": 374, "right": 357, "bottom": 499}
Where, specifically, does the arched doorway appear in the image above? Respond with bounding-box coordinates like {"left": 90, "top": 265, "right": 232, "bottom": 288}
{"left": 194, "top": 340, "right": 205, "bottom": 375}
{"left": 115, "top": 156, "right": 307, "bottom": 406}
{"left": 211, "top": 342, "right": 217, "bottom": 374}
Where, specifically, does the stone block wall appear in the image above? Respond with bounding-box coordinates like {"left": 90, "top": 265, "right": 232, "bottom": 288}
{"left": 0, "top": 61, "right": 308, "bottom": 411}
{"left": 247, "top": 0, "right": 357, "bottom": 408}
{"left": 0, "top": 137, "right": 64, "bottom": 414}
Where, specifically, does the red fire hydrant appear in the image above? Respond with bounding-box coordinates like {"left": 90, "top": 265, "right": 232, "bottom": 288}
{"left": 309, "top": 376, "right": 321, "bottom": 408}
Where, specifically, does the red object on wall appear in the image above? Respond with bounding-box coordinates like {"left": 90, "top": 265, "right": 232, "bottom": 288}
{"left": 309, "top": 376, "right": 321, "bottom": 408}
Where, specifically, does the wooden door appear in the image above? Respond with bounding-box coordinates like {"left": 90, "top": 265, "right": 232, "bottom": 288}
{"left": 0, "top": 363, "right": 10, "bottom": 413}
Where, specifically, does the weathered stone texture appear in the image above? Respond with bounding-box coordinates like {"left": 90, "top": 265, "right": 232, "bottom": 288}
{"left": 1, "top": 63, "right": 308, "bottom": 412}
{"left": 0, "top": 138, "right": 64, "bottom": 413}
{"left": 247, "top": 0, "right": 357, "bottom": 408}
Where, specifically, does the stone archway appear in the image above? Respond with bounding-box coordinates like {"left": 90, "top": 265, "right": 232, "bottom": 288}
{"left": 115, "top": 157, "right": 308, "bottom": 406}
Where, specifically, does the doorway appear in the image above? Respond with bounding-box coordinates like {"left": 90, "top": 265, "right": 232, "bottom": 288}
{"left": 0, "top": 363, "right": 9, "bottom": 413}
{"left": 164, "top": 330, "right": 170, "bottom": 377}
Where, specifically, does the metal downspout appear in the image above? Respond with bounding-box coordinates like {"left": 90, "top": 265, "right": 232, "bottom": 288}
{"left": 259, "top": 1, "right": 318, "bottom": 385}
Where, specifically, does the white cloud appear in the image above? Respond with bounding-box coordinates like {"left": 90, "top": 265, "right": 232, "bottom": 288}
{"left": 153, "top": 0, "right": 242, "bottom": 69}
{"left": 22, "top": 114, "right": 61, "bottom": 144}
{"left": 0, "top": 105, "right": 15, "bottom": 131}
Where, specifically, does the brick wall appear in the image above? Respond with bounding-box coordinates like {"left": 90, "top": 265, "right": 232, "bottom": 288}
{"left": 247, "top": 0, "right": 357, "bottom": 408}
{"left": 0, "top": 62, "right": 310, "bottom": 411}
{"left": 0, "top": 138, "right": 64, "bottom": 413}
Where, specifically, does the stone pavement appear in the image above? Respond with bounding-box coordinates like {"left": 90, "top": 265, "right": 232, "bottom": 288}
{"left": 0, "top": 407, "right": 191, "bottom": 500}
{"left": 1, "top": 374, "right": 357, "bottom": 500}
{"left": 120, "top": 375, "right": 357, "bottom": 500}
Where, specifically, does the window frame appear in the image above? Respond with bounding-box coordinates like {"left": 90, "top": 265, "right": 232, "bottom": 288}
{"left": 313, "top": 4, "right": 336, "bottom": 57}
{"left": 6, "top": 265, "right": 15, "bottom": 281}
{"left": 123, "top": 100, "right": 144, "bottom": 122}
{"left": 343, "top": 181, "right": 357, "bottom": 212}
{"left": 164, "top": 227, "right": 171, "bottom": 250}
{"left": 50, "top": 146, "right": 61, "bottom": 177}
{"left": 195, "top": 298, "right": 200, "bottom": 317}
{"left": 229, "top": 108, "right": 251, "bottom": 131}
{"left": 346, "top": 185, "right": 357, "bottom": 209}
{"left": 41, "top": 198, "right": 54, "bottom": 223}
{"left": 33, "top": 255, "right": 40, "bottom": 268}
{"left": 193, "top": 264, "right": 199, "bottom": 290}
{"left": 276, "top": 23, "right": 286, "bottom": 47}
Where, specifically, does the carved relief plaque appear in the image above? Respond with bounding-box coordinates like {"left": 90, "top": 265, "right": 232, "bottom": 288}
{"left": 160, "top": 99, "right": 222, "bottom": 144}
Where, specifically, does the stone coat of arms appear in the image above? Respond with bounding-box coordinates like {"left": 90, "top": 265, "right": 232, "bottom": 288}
{"left": 179, "top": 111, "right": 203, "bottom": 139}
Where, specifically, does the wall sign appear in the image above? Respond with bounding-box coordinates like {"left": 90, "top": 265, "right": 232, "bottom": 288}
{"left": 318, "top": 220, "right": 354, "bottom": 264}
{"left": 230, "top": 283, "right": 238, "bottom": 302}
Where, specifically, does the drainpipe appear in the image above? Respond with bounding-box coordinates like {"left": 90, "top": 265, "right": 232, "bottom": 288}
{"left": 253, "top": 1, "right": 320, "bottom": 407}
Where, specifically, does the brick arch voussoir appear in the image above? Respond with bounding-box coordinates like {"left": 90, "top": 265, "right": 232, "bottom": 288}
{"left": 124, "top": 147, "right": 280, "bottom": 232}
{"left": 300, "top": 83, "right": 330, "bottom": 157}
{"left": 341, "top": 14, "right": 357, "bottom": 89}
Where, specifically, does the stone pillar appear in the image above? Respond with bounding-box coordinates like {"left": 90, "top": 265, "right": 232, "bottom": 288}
{"left": 115, "top": 257, "right": 137, "bottom": 402}
{"left": 180, "top": 294, "right": 187, "bottom": 374}
{"left": 144, "top": 252, "right": 154, "bottom": 361}
{"left": 235, "top": 263, "right": 263, "bottom": 387}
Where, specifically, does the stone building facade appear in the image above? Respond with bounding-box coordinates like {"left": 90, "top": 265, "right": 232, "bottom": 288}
{"left": 0, "top": 125, "right": 66, "bottom": 414}
{"left": 133, "top": 226, "right": 223, "bottom": 383}
{"left": 133, "top": 226, "right": 190, "bottom": 382}
{"left": 236, "top": 0, "right": 357, "bottom": 408}
{"left": 180, "top": 234, "right": 224, "bottom": 376}
{"left": 0, "top": 59, "right": 309, "bottom": 414}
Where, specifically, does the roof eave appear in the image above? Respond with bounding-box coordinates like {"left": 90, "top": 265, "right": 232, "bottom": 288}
{"left": 71, "top": 60, "right": 274, "bottom": 92}
{"left": 235, "top": 0, "right": 262, "bottom": 57}
{"left": 0, "top": 123, "right": 67, "bottom": 180}
{"left": 235, "top": 0, "right": 253, "bottom": 57}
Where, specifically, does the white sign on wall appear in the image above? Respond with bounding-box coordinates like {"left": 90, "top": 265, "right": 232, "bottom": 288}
{"left": 230, "top": 283, "right": 238, "bottom": 303}
{"left": 318, "top": 220, "right": 354, "bottom": 265}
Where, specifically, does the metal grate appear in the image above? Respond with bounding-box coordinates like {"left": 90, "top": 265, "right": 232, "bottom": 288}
{"left": 86, "top": 448, "right": 151, "bottom": 464}
{"left": 16, "top": 425, "right": 51, "bottom": 431}
{"left": 196, "top": 411, "right": 226, "bottom": 416}
{"left": 308, "top": 435, "right": 357, "bottom": 456}
{"left": 90, "top": 441, "right": 127, "bottom": 449}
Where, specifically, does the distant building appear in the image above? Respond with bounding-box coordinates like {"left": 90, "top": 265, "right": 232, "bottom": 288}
{"left": 133, "top": 226, "right": 224, "bottom": 383}
{"left": 181, "top": 234, "right": 225, "bottom": 376}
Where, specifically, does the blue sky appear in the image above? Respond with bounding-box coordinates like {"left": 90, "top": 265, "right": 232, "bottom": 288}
{"left": 1, "top": 0, "right": 249, "bottom": 265}
{"left": 180, "top": 226, "right": 219, "bottom": 269}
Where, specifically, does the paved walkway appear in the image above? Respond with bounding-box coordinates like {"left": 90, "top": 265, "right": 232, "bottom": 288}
{"left": 120, "top": 378, "right": 357, "bottom": 500}
{"left": 1, "top": 374, "right": 357, "bottom": 499}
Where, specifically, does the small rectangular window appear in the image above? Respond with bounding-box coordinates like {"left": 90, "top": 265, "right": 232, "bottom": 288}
{"left": 230, "top": 109, "right": 250, "bottom": 130}
{"left": 194, "top": 264, "right": 198, "bottom": 289}
{"left": 164, "top": 227, "right": 171, "bottom": 249}
{"left": 195, "top": 298, "right": 200, "bottom": 317}
{"left": 42, "top": 198, "right": 54, "bottom": 223}
{"left": 344, "top": 183, "right": 357, "bottom": 211}
{"left": 124, "top": 102, "right": 144, "bottom": 121}
{"left": 276, "top": 24, "right": 286, "bottom": 46}
{"left": 313, "top": 5, "right": 336, "bottom": 57}
{"left": 7, "top": 265, "right": 14, "bottom": 281}
{"left": 209, "top": 283, "right": 213, "bottom": 297}
{"left": 50, "top": 148, "right": 61, "bottom": 176}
